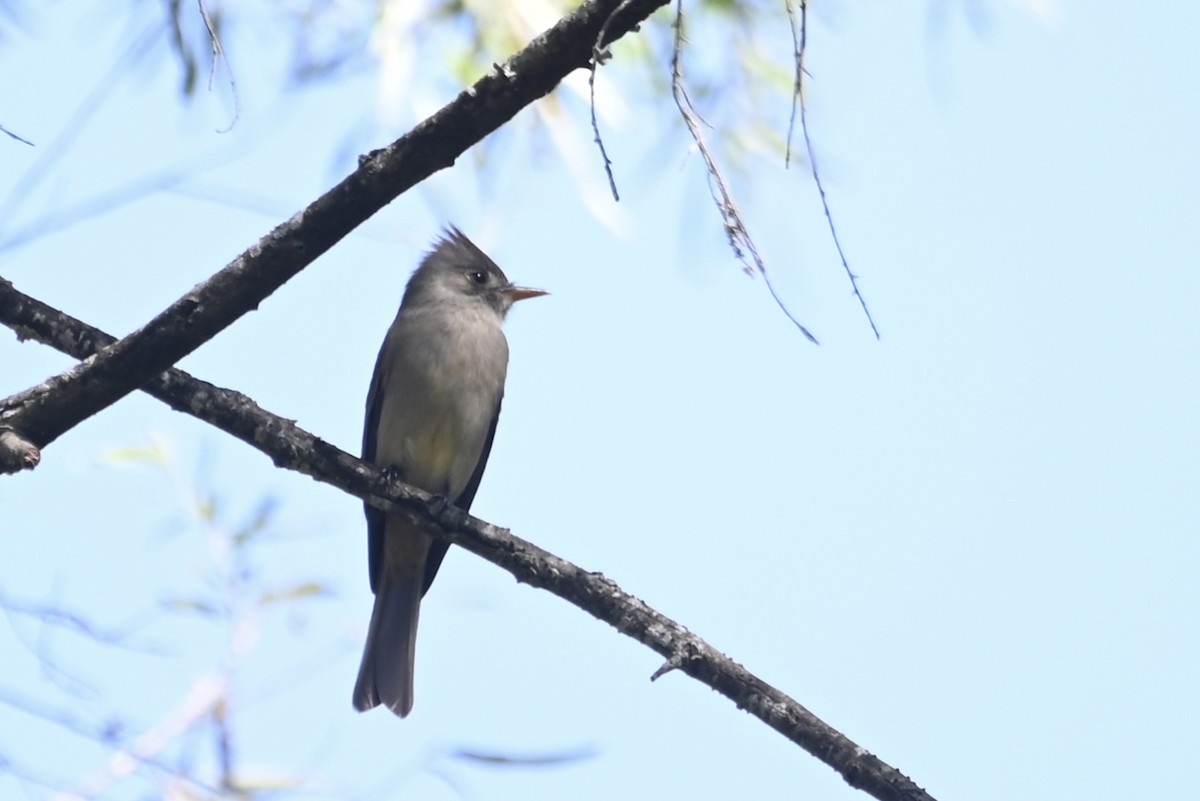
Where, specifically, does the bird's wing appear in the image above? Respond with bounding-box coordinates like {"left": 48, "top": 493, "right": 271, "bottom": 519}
{"left": 420, "top": 399, "right": 503, "bottom": 594}
{"left": 362, "top": 337, "right": 390, "bottom": 595}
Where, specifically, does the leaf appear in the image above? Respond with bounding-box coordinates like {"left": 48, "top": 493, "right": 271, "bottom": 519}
{"left": 232, "top": 495, "right": 278, "bottom": 546}
{"left": 258, "top": 582, "right": 328, "bottom": 606}
{"left": 161, "top": 597, "right": 223, "bottom": 618}
{"left": 101, "top": 438, "right": 170, "bottom": 468}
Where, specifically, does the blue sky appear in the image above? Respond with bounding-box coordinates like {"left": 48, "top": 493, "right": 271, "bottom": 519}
{"left": 1, "top": 1, "right": 1198, "bottom": 799}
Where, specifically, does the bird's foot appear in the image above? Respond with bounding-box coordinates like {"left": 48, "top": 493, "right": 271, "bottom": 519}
{"left": 428, "top": 493, "right": 455, "bottom": 517}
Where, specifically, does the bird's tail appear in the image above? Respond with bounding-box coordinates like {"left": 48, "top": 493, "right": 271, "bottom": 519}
{"left": 352, "top": 575, "right": 422, "bottom": 717}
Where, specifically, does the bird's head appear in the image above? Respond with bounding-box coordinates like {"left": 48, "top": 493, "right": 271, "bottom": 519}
{"left": 403, "top": 227, "right": 547, "bottom": 319}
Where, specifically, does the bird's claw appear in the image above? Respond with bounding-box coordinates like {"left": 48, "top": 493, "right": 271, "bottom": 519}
{"left": 428, "top": 494, "right": 454, "bottom": 516}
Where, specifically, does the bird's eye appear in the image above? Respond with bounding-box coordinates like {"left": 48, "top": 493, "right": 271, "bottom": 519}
{"left": 468, "top": 270, "right": 488, "bottom": 285}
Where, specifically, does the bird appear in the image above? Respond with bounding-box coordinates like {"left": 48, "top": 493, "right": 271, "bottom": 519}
{"left": 353, "top": 227, "right": 546, "bottom": 717}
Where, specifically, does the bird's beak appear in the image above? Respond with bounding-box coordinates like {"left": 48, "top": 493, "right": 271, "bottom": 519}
{"left": 501, "top": 285, "right": 549, "bottom": 302}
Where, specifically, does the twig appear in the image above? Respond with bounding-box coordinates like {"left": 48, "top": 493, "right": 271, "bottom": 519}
{"left": 0, "top": 685, "right": 222, "bottom": 798}
{"left": 785, "top": 0, "right": 880, "bottom": 339}
{"left": 0, "top": 590, "right": 157, "bottom": 651}
{"left": 197, "top": 0, "right": 240, "bottom": 133}
{"left": 588, "top": 0, "right": 637, "bottom": 201}
{"left": 0, "top": 277, "right": 936, "bottom": 801}
{"left": 52, "top": 675, "right": 228, "bottom": 801}
{"left": 670, "top": 0, "right": 819, "bottom": 344}
{"left": 0, "top": 122, "right": 34, "bottom": 146}
{"left": 784, "top": 0, "right": 804, "bottom": 168}
{"left": 587, "top": 57, "right": 620, "bottom": 202}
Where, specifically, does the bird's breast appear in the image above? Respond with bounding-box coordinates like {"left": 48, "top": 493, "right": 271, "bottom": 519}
{"left": 373, "top": 309, "right": 508, "bottom": 498}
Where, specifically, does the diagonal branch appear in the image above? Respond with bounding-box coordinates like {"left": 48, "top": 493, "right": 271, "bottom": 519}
{"left": 0, "top": 0, "right": 668, "bottom": 473}
{"left": 0, "top": 277, "right": 937, "bottom": 801}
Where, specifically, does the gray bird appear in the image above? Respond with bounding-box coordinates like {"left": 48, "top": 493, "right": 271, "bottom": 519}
{"left": 353, "top": 228, "right": 546, "bottom": 717}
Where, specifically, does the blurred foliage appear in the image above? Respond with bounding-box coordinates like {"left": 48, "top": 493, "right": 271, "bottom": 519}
{"left": 5, "top": 0, "right": 1027, "bottom": 230}
{"left": 150, "top": 0, "right": 813, "bottom": 183}
{"left": 0, "top": 442, "right": 329, "bottom": 798}
{"left": 0, "top": 0, "right": 27, "bottom": 39}
{"left": 1, "top": 439, "right": 588, "bottom": 798}
{"left": 451, "top": 745, "right": 598, "bottom": 767}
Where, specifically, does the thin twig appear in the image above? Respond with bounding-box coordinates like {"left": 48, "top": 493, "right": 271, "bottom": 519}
{"left": 788, "top": 0, "right": 881, "bottom": 339}
{"left": 670, "top": 0, "right": 819, "bottom": 344}
{"left": 0, "top": 122, "right": 34, "bottom": 146}
{"left": 784, "top": 0, "right": 804, "bottom": 168}
{"left": 587, "top": 63, "right": 620, "bottom": 201}
{"left": 589, "top": 0, "right": 638, "bottom": 201}
{"left": 0, "top": 685, "right": 222, "bottom": 798}
{"left": 53, "top": 675, "right": 229, "bottom": 801}
{"left": 0, "top": 590, "right": 158, "bottom": 651}
{"left": 197, "top": 0, "right": 240, "bottom": 133}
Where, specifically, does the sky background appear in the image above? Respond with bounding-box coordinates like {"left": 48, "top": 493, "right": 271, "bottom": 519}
{"left": 1, "top": 1, "right": 1198, "bottom": 799}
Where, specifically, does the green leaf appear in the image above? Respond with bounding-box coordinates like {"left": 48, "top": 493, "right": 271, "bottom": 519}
{"left": 259, "top": 582, "right": 328, "bottom": 606}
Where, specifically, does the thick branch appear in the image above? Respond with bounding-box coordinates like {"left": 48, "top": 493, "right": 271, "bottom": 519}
{"left": 0, "top": 278, "right": 936, "bottom": 801}
{"left": 0, "top": 0, "right": 667, "bottom": 468}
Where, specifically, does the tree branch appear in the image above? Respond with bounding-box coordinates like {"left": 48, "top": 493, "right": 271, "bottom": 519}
{"left": 0, "top": 277, "right": 936, "bottom": 801}
{"left": 0, "top": 0, "right": 667, "bottom": 471}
